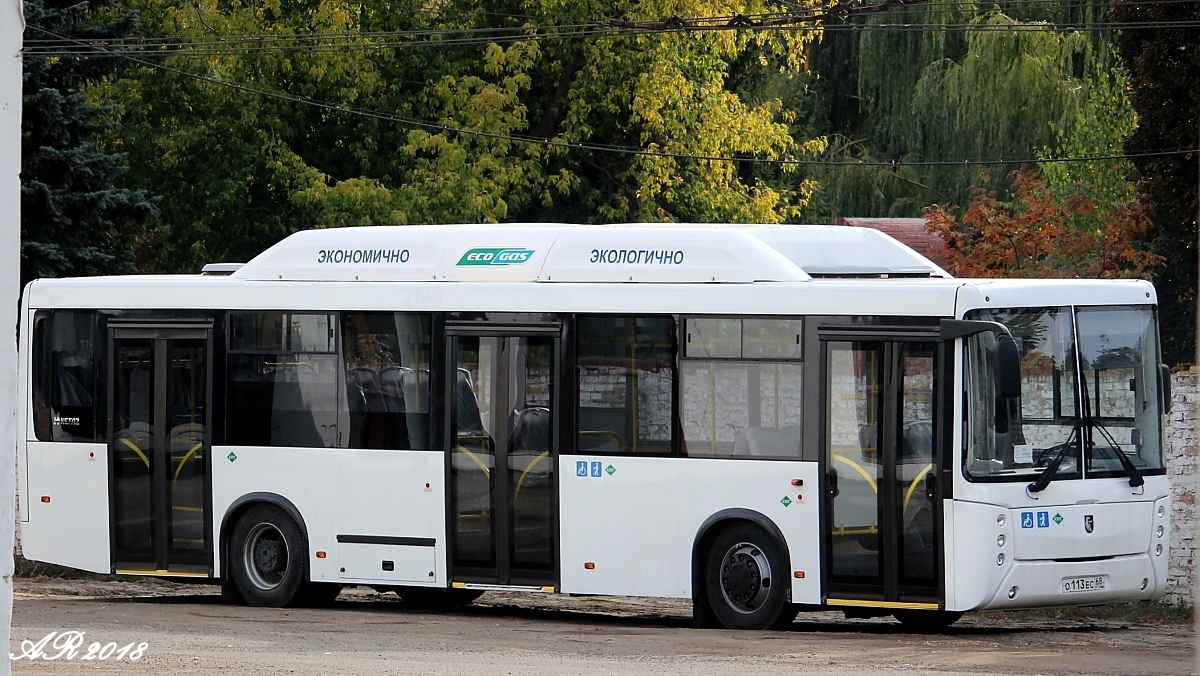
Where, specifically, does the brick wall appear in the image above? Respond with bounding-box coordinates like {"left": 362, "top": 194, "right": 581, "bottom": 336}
{"left": 1164, "top": 368, "right": 1198, "bottom": 606}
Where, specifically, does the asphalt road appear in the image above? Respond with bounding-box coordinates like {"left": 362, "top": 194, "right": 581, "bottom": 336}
{"left": 8, "top": 578, "right": 1196, "bottom": 675}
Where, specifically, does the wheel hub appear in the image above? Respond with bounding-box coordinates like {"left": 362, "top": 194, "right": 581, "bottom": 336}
{"left": 243, "top": 523, "right": 289, "bottom": 591}
{"left": 719, "top": 543, "right": 772, "bottom": 614}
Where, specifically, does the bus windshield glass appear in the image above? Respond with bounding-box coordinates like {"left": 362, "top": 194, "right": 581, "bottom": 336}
{"left": 964, "top": 305, "right": 1164, "bottom": 482}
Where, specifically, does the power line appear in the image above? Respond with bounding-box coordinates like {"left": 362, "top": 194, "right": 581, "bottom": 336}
{"left": 23, "top": 0, "right": 1200, "bottom": 56}
{"left": 26, "top": 24, "right": 1199, "bottom": 169}
{"left": 26, "top": 19, "right": 1200, "bottom": 57}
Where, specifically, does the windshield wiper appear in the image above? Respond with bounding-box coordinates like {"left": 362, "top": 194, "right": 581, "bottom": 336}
{"left": 1090, "top": 419, "right": 1145, "bottom": 488}
{"left": 1027, "top": 422, "right": 1079, "bottom": 494}
{"left": 1078, "top": 368, "right": 1145, "bottom": 488}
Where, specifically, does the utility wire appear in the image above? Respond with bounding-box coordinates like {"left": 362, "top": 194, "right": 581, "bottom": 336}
{"left": 26, "top": 24, "right": 1199, "bottom": 168}
{"left": 27, "top": 19, "right": 1200, "bottom": 56}
{"left": 24, "top": 0, "right": 1200, "bottom": 56}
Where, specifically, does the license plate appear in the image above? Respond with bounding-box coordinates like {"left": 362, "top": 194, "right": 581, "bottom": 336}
{"left": 1061, "top": 576, "right": 1106, "bottom": 593}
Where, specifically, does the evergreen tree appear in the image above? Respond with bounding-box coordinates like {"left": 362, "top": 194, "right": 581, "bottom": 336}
{"left": 21, "top": 0, "right": 156, "bottom": 287}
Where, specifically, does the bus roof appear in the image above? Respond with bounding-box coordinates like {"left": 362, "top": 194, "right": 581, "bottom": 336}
{"left": 228, "top": 223, "right": 952, "bottom": 283}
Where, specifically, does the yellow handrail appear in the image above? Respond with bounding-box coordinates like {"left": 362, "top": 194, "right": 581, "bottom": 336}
{"left": 118, "top": 437, "right": 149, "bottom": 468}
{"left": 514, "top": 451, "right": 549, "bottom": 499}
{"left": 456, "top": 445, "right": 491, "bottom": 478}
{"left": 902, "top": 463, "right": 935, "bottom": 514}
{"left": 832, "top": 454, "right": 878, "bottom": 493}
{"left": 172, "top": 442, "right": 203, "bottom": 486}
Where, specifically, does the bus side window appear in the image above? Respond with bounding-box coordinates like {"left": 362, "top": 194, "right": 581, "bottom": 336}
{"left": 341, "top": 312, "right": 433, "bottom": 451}
{"left": 31, "top": 312, "right": 51, "bottom": 441}
{"left": 32, "top": 310, "right": 103, "bottom": 442}
{"left": 576, "top": 315, "right": 676, "bottom": 455}
{"left": 680, "top": 318, "right": 803, "bottom": 459}
{"left": 226, "top": 312, "right": 340, "bottom": 449}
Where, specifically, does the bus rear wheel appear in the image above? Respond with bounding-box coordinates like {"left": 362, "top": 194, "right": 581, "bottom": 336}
{"left": 704, "top": 523, "right": 789, "bottom": 630}
{"left": 230, "top": 505, "right": 307, "bottom": 607}
{"left": 891, "top": 609, "right": 964, "bottom": 632}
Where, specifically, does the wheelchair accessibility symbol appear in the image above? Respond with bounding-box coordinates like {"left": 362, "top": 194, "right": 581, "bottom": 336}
{"left": 1020, "top": 512, "right": 1034, "bottom": 529}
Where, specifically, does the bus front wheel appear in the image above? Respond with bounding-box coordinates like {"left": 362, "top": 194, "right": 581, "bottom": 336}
{"left": 230, "top": 505, "right": 307, "bottom": 607}
{"left": 704, "top": 523, "right": 789, "bottom": 630}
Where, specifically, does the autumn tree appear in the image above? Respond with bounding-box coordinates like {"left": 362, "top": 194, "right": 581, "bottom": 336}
{"left": 87, "top": 0, "right": 825, "bottom": 273}
{"left": 924, "top": 169, "right": 1159, "bottom": 279}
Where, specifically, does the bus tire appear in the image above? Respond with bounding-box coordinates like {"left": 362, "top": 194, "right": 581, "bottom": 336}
{"left": 397, "top": 586, "right": 484, "bottom": 608}
{"left": 891, "top": 609, "right": 963, "bottom": 632}
{"left": 230, "top": 505, "right": 307, "bottom": 607}
{"left": 704, "top": 523, "right": 789, "bottom": 630}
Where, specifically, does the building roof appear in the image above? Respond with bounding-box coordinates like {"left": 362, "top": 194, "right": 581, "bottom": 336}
{"left": 832, "top": 217, "right": 946, "bottom": 259}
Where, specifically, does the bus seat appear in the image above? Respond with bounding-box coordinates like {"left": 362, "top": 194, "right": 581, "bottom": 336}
{"left": 379, "top": 365, "right": 410, "bottom": 413}
{"left": 347, "top": 366, "right": 386, "bottom": 413}
{"left": 509, "top": 407, "right": 552, "bottom": 498}
{"left": 399, "top": 368, "right": 429, "bottom": 413}
{"left": 901, "top": 420, "right": 933, "bottom": 462}
{"left": 732, "top": 425, "right": 802, "bottom": 457}
{"left": 508, "top": 407, "right": 551, "bottom": 454}
{"left": 454, "top": 368, "right": 487, "bottom": 437}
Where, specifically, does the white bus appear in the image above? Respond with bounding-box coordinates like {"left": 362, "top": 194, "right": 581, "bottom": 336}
{"left": 17, "top": 223, "right": 1170, "bottom": 630}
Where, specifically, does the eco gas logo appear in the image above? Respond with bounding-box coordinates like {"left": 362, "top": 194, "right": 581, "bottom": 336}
{"left": 456, "top": 247, "right": 535, "bottom": 266}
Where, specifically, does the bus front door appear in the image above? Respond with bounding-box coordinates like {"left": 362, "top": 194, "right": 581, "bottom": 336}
{"left": 823, "top": 339, "right": 942, "bottom": 609}
{"left": 445, "top": 328, "right": 559, "bottom": 588}
{"left": 108, "top": 326, "right": 212, "bottom": 575}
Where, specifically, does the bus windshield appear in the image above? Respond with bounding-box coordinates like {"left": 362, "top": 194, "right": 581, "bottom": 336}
{"left": 964, "top": 305, "right": 1165, "bottom": 482}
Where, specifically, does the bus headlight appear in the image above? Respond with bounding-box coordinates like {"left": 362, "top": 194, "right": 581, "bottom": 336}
{"left": 1158, "top": 505, "right": 1165, "bottom": 518}
{"left": 997, "top": 534, "right": 1006, "bottom": 547}
{"left": 997, "top": 553, "right": 1005, "bottom": 566}
{"left": 1155, "top": 544, "right": 1163, "bottom": 556}
{"left": 1157, "top": 525, "right": 1164, "bottom": 538}
{"left": 997, "top": 514, "right": 1006, "bottom": 527}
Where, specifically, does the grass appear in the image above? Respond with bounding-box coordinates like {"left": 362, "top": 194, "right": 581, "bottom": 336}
{"left": 13, "top": 555, "right": 140, "bottom": 582}
{"left": 985, "top": 601, "right": 1195, "bottom": 625}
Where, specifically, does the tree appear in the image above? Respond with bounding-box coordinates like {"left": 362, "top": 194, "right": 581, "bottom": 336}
{"left": 804, "top": 0, "right": 1128, "bottom": 220}
{"left": 1112, "top": 0, "right": 1200, "bottom": 365}
{"left": 22, "top": 0, "right": 156, "bottom": 287}
{"left": 92, "top": 0, "right": 825, "bottom": 274}
{"left": 924, "top": 168, "right": 1159, "bottom": 279}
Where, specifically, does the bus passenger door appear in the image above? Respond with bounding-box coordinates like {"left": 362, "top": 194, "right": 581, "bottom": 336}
{"left": 445, "top": 326, "right": 559, "bottom": 588}
{"left": 109, "top": 326, "right": 212, "bottom": 575}
{"left": 823, "top": 338, "right": 942, "bottom": 609}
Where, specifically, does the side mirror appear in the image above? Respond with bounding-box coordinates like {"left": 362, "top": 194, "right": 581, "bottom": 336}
{"left": 1160, "top": 363, "right": 1172, "bottom": 414}
{"left": 996, "top": 333, "right": 1021, "bottom": 400}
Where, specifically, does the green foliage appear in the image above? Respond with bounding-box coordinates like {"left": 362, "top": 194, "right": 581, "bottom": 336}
{"left": 1038, "top": 70, "right": 1137, "bottom": 212}
{"left": 1112, "top": 0, "right": 1199, "bottom": 365}
{"left": 806, "top": 1, "right": 1128, "bottom": 219}
{"left": 89, "top": 0, "right": 826, "bottom": 273}
{"left": 22, "top": 0, "right": 157, "bottom": 286}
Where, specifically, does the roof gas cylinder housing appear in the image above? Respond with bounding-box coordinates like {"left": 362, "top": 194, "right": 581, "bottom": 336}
{"left": 229, "top": 223, "right": 951, "bottom": 284}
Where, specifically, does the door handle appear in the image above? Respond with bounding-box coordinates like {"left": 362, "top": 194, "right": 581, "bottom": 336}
{"left": 828, "top": 469, "right": 840, "bottom": 499}
{"left": 924, "top": 472, "right": 936, "bottom": 501}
